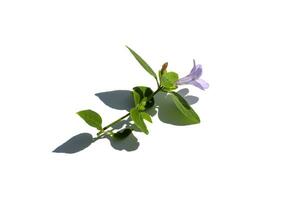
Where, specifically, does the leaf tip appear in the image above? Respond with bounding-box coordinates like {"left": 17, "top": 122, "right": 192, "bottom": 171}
{"left": 125, "top": 45, "right": 131, "bottom": 51}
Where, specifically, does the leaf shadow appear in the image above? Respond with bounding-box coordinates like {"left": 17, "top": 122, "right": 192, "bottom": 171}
{"left": 53, "top": 116, "right": 141, "bottom": 154}
{"left": 53, "top": 133, "right": 93, "bottom": 154}
{"left": 53, "top": 128, "right": 140, "bottom": 154}
{"left": 104, "top": 133, "right": 139, "bottom": 151}
{"left": 53, "top": 88, "right": 198, "bottom": 154}
{"left": 95, "top": 90, "right": 134, "bottom": 111}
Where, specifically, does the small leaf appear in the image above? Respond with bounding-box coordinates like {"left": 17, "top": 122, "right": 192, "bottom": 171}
{"left": 133, "top": 86, "right": 153, "bottom": 98}
{"left": 130, "top": 108, "right": 149, "bottom": 134}
{"left": 111, "top": 128, "right": 132, "bottom": 140}
{"left": 141, "top": 112, "right": 152, "bottom": 123}
{"left": 126, "top": 46, "right": 157, "bottom": 80}
{"left": 169, "top": 92, "right": 200, "bottom": 124}
{"left": 132, "top": 86, "right": 155, "bottom": 109}
{"left": 137, "top": 97, "right": 147, "bottom": 111}
{"left": 161, "top": 72, "right": 179, "bottom": 89}
{"left": 158, "top": 70, "right": 163, "bottom": 83}
{"left": 77, "top": 110, "right": 102, "bottom": 130}
{"left": 132, "top": 90, "right": 140, "bottom": 105}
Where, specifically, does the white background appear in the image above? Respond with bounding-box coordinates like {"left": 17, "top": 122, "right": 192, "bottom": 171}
{"left": 1, "top": 0, "right": 299, "bottom": 199}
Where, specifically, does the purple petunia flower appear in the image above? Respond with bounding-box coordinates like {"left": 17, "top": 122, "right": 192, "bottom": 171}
{"left": 176, "top": 60, "right": 209, "bottom": 90}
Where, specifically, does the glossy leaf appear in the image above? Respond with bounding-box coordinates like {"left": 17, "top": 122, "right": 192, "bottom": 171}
{"left": 126, "top": 46, "right": 157, "bottom": 80}
{"left": 137, "top": 97, "right": 147, "bottom": 111}
{"left": 132, "top": 90, "right": 140, "bottom": 105}
{"left": 161, "top": 72, "right": 179, "bottom": 89}
{"left": 130, "top": 108, "right": 149, "bottom": 134}
{"left": 158, "top": 70, "right": 163, "bottom": 83}
{"left": 169, "top": 92, "right": 200, "bottom": 124}
{"left": 77, "top": 109, "right": 102, "bottom": 130}
{"left": 132, "top": 86, "right": 155, "bottom": 109}
{"left": 141, "top": 112, "right": 152, "bottom": 123}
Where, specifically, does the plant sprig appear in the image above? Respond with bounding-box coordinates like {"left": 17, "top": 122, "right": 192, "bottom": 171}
{"left": 77, "top": 46, "right": 208, "bottom": 143}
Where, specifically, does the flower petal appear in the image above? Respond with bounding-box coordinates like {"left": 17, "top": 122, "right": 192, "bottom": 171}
{"left": 176, "top": 75, "right": 193, "bottom": 85}
{"left": 191, "top": 79, "right": 209, "bottom": 90}
{"left": 190, "top": 60, "right": 198, "bottom": 74}
{"left": 191, "top": 64, "right": 202, "bottom": 79}
{"left": 190, "top": 60, "right": 202, "bottom": 79}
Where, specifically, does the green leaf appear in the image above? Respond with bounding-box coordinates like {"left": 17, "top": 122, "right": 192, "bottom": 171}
{"left": 158, "top": 70, "right": 163, "bottom": 83}
{"left": 77, "top": 109, "right": 102, "bottom": 130}
{"left": 158, "top": 69, "right": 166, "bottom": 83}
{"left": 126, "top": 46, "right": 157, "bottom": 80}
{"left": 137, "top": 97, "right": 147, "bottom": 111}
{"left": 141, "top": 112, "right": 152, "bottom": 123}
{"left": 161, "top": 72, "right": 179, "bottom": 89}
{"left": 133, "top": 86, "right": 153, "bottom": 98}
{"left": 169, "top": 92, "right": 200, "bottom": 124}
{"left": 130, "top": 108, "right": 149, "bottom": 134}
{"left": 132, "top": 86, "right": 155, "bottom": 109}
{"left": 132, "top": 90, "right": 140, "bottom": 105}
{"left": 111, "top": 128, "right": 132, "bottom": 140}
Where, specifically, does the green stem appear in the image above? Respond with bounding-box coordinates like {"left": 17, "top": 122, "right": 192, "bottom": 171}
{"left": 103, "top": 113, "right": 130, "bottom": 131}
{"left": 155, "top": 78, "right": 160, "bottom": 88}
{"left": 150, "top": 86, "right": 162, "bottom": 99}
{"left": 93, "top": 86, "right": 162, "bottom": 141}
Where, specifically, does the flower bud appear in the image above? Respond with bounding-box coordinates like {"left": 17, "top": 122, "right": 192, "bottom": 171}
{"left": 161, "top": 62, "right": 168, "bottom": 72}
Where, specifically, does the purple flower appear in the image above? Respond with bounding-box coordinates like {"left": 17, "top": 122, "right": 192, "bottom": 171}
{"left": 176, "top": 60, "right": 209, "bottom": 90}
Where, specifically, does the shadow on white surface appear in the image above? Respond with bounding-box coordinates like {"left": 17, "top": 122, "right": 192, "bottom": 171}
{"left": 95, "top": 88, "right": 199, "bottom": 126}
{"left": 105, "top": 134, "right": 139, "bottom": 151}
{"left": 53, "top": 133, "right": 93, "bottom": 153}
{"left": 53, "top": 130, "right": 139, "bottom": 153}
{"left": 95, "top": 90, "right": 134, "bottom": 111}
{"left": 53, "top": 88, "right": 198, "bottom": 154}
